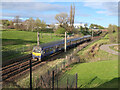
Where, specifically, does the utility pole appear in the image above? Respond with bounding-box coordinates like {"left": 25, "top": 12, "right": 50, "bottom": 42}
{"left": 92, "top": 29, "right": 93, "bottom": 39}
{"left": 37, "top": 32, "right": 40, "bottom": 46}
{"left": 64, "top": 32, "right": 67, "bottom": 52}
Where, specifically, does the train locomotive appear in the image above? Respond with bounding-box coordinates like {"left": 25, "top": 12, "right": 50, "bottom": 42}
{"left": 32, "top": 35, "right": 92, "bottom": 60}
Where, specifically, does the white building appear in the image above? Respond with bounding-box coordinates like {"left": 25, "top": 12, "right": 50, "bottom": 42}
{"left": 73, "top": 23, "right": 86, "bottom": 29}
{"left": 54, "top": 23, "right": 86, "bottom": 29}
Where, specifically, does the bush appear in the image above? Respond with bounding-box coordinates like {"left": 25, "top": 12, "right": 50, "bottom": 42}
{"left": 55, "top": 27, "right": 66, "bottom": 34}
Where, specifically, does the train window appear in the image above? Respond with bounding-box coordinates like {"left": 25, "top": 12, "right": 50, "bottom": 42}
{"left": 33, "top": 47, "right": 41, "bottom": 53}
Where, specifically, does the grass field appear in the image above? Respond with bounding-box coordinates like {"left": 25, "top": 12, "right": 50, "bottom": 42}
{"left": 2, "top": 30, "right": 63, "bottom": 61}
{"left": 58, "top": 32, "right": 119, "bottom": 88}
{"left": 2, "top": 30, "right": 63, "bottom": 49}
{"left": 59, "top": 60, "right": 118, "bottom": 88}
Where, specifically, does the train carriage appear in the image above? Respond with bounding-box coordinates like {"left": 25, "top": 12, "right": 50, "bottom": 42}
{"left": 32, "top": 35, "right": 91, "bottom": 60}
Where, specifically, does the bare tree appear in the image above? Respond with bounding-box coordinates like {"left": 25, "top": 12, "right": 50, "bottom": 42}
{"left": 40, "top": 20, "right": 46, "bottom": 30}
{"left": 13, "top": 16, "right": 21, "bottom": 30}
{"left": 24, "top": 17, "right": 35, "bottom": 31}
{"left": 29, "top": 17, "right": 35, "bottom": 31}
{"left": 24, "top": 19, "right": 30, "bottom": 31}
{"left": 55, "top": 12, "right": 70, "bottom": 33}
{"left": 35, "top": 18, "right": 41, "bottom": 31}
{"left": 55, "top": 12, "right": 69, "bottom": 28}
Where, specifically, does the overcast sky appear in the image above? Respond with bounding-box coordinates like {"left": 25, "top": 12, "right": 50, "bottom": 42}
{"left": 1, "top": 0, "right": 119, "bottom": 27}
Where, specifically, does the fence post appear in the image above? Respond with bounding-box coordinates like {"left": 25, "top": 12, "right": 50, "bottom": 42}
{"left": 40, "top": 76, "right": 42, "bottom": 87}
{"left": 56, "top": 65, "right": 57, "bottom": 74}
{"left": 48, "top": 70, "right": 49, "bottom": 75}
{"left": 76, "top": 73, "right": 78, "bottom": 88}
{"left": 57, "top": 76, "right": 58, "bottom": 89}
{"left": 67, "top": 77, "right": 69, "bottom": 89}
{"left": 52, "top": 71, "right": 54, "bottom": 89}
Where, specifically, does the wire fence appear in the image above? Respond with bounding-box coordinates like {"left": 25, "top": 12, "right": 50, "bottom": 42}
{"left": 2, "top": 45, "right": 35, "bottom": 61}
{"left": 33, "top": 32, "right": 108, "bottom": 89}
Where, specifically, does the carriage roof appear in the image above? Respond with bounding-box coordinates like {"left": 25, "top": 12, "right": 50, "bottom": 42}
{"left": 33, "top": 35, "right": 91, "bottom": 49}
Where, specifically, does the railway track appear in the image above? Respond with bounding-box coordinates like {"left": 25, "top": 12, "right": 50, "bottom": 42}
{"left": 2, "top": 48, "right": 63, "bottom": 81}
{"left": 1, "top": 35, "right": 105, "bottom": 82}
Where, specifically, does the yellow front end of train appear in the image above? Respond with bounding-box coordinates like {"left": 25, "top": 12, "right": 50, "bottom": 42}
{"left": 32, "top": 46, "right": 42, "bottom": 61}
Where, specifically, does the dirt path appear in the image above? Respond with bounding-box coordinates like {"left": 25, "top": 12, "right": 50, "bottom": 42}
{"left": 100, "top": 44, "right": 120, "bottom": 55}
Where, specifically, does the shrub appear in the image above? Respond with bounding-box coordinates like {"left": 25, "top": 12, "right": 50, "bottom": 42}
{"left": 55, "top": 27, "right": 66, "bottom": 34}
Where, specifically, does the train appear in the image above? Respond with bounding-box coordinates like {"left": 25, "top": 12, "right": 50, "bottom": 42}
{"left": 32, "top": 35, "right": 92, "bottom": 60}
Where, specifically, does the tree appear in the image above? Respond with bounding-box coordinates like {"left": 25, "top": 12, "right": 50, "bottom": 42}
{"left": 35, "top": 18, "right": 41, "bottom": 31}
{"left": 40, "top": 20, "right": 46, "bottom": 30}
{"left": 70, "top": 4, "right": 75, "bottom": 33}
{"left": 55, "top": 12, "right": 69, "bottom": 30}
{"left": 80, "top": 26, "right": 83, "bottom": 31}
{"left": 13, "top": 16, "right": 22, "bottom": 30}
{"left": 29, "top": 17, "right": 35, "bottom": 31}
{"left": 2, "top": 20, "right": 10, "bottom": 29}
{"left": 55, "top": 27, "right": 66, "bottom": 34}
{"left": 24, "top": 19, "right": 30, "bottom": 31}
{"left": 89, "top": 24, "right": 104, "bottom": 29}
{"left": 108, "top": 24, "right": 114, "bottom": 33}
{"left": 84, "top": 23, "right": 88, "bottom": 31}
{"left": 108, "top": 24, "right": 117, "bottom": 43}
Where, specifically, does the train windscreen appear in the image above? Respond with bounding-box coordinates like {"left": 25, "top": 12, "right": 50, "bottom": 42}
{"left": 33, "top": 47, "right": 42, "bottom": 53}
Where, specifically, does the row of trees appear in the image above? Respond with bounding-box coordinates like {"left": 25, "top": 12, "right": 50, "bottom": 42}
{"left": 89, "top": 24, "right": 104, "bottom": 29}
{"left": 1, "top": 16, "right": 46, "bottom": 32}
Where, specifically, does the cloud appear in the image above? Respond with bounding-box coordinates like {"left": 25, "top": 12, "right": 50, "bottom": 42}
{"left": 83, "top": 2, "right": 118, "bottom": 16}
{"left": 83, "top": 0, "right": 118, "bottom": 2}
{"left": 96, "top": 11, "right": 107, "bottom": 14}
{"left": 2, "top": 2, "right": 68, "bottom": 23}
{"left": 1, "top": 0, "right": 119, "bottom": 2}
{"left": 92, "top": 17, "right": 104, "bottom": 20}
{"left": 1, "top": 0, "right": 34, "bottom": 2}
{"left": 2, "top": 2, "right": 66, "bottom": 12}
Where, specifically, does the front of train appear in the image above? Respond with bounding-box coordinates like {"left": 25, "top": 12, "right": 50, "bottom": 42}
{"left": 32, "top": 46, "right": 42, "bottom": 60}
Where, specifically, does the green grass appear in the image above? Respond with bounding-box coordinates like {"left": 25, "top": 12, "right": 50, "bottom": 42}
{"left": 58, "top": 32, "right": 119, "bottom": 88}
{"left": 2, "top": 30, "right": 63, "bottom": 61}
{"left": 2, "top": 31, "right": 63, "bottom": 48}
{"left": 77, "top": 33, "right": 118, "bottom": 62}
{"left": 59, "top": 60, "right": 118, "bottom": 88}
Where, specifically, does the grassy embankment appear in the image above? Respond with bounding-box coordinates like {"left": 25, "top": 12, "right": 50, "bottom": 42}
{"left": 58, "top": 32, "right": 118, "bottom": 88}
{"left": 2, "top": 30, "right": 63, "bottom": 62}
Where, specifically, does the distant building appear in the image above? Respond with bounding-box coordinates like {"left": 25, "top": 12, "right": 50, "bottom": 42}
{"left": 0, "top": 23, "right": 3, "bottom": 27}
{"left": 73, "top": 23, "right": 86, "bottom": 29}
{"left": 46, "top": 24, "right": 53, "bottom": 29}
{"left": 54, "top": 23, "right": 86, "bottom": 29}
{"left": 13, "top": 23, "right": 22, "bottom": 26}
